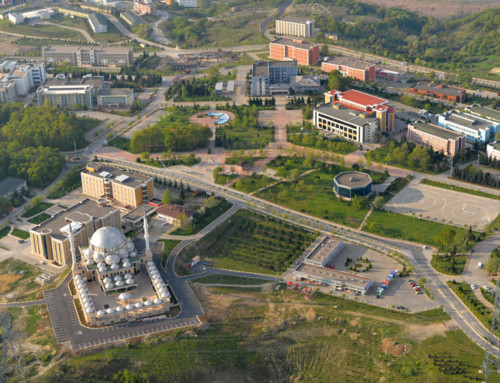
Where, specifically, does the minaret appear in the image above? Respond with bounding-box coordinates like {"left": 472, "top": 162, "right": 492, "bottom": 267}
{"left": 68, "top": 221, "right": 77, "bottom": 269}
{"left": 143, "top": 205, "right": 152, "bottom": 256}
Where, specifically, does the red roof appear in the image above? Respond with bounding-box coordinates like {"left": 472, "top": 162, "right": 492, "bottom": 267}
{"left": 339, "top": 89, "right": 387, "bottom": 107}
{"left": 157, "top": 204, "right": 194, "bottom": 219}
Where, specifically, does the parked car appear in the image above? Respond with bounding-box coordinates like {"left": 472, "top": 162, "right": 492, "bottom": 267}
{"left": 415, "top": 288, "right": 422, "bottom": 292}
{"left": 408, "top": 280, "right": 416, "bottom": 284}
{"left": 471, "top": 284, "right": 478, "bottom": 290}
{"left": 416, "top": 290, "right": 423, "bottom": 294}
{"left": 413, "top": 285, "right": 420, "bottom": 290}
{"left": 411, "top": 283, "right": 417, "bottom": 288}
{"left": 396, "top": 306, "right": 405, "bottom": 310}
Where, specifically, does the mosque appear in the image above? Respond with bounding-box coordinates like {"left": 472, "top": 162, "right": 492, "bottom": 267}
{"left": 68, "top": 211, "right": 172, "bottom": 327}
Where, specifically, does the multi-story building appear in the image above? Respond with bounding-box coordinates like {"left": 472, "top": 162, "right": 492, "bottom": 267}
{"left": 313, "top": 103, "right": 379, "bottom": 143}
{"left": 270, "top": 38, "right": 320, "bottom": 66}
{"left": 7, "top": 12, "right": 23, "bottom": 24}
{"left": 322, "top": 58, "right": 375, "bottom": 82}
{"left": 465, "top": 105, "right": 500, "bottom": 126}
{"left": 134, "top": 1, "right": 154, "bottom": 15}
{"left": 486, "top": 140, "right": 500, "bottom": 161}
{"left": 275, "top": 16, "right": 314, "bottom": 38}
{"left": 97, "top": 88, "right": 134, "bottom": 107}
{"left": 54, "top": 5, "right": 91, "bottom": 19}
{"left": 437, "top": 109, "right": 498, "bottom": 143}
{"left": 89, "top": 12, "right": 108, "bottom": 33}
{"left": 252, "top": 60, "right": 298, "bottom": 96}
{"left": 30, "top": 198, "right": 121, "bottom": 266}
{"left": 42, "top": 46, "right": 134, "bottom": 67}
{"left": 0, "top": 176, "right": 26, "bottom": 198}
{"left": 407, "top": 122, "right": 466, "bottom": 156}
{"left": 175, "top": 0, "right": 198, "bottom": 7}
{"left": 0, "top": 81, "right": 16, "bottom": 103}
{"left": 157, "top": 204, "right": 194, "bottom": 226}
{"left": 0, "top": 62, "right": 46, "bottom": 101}
{"left": 120, "top": 11, "right": 144, "bottom": 26}
{"left": 81, "top": 162, "right": 154, "bottom": 208}
{"left": 37, "top": 84, "right": 94, "bottom": 109}
{"left": 324, "top": 89, "right": 395, "bottom": 133}
{"left": 375, "top": 65, "right": 408, "bottom": 83}
{"left": 409, "top": 82, "right": 466, "bottom": 103}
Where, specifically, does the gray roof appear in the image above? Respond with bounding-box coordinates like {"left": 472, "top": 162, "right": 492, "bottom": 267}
{"left": 411, "top": 122, "right": 465, "bottom": 140}
{"left": 272, "top": 38, "right": 318, "bottom": 50}
{"left": 323, "top": 57, "right": 375, "bottom": 70}
{"left": 0, "top": 176, "right": 26, "bottom": 196}
{"left": 89, "top": 12, "right": 107, "bottom": 27}
{"left": 253, "top": 60, "right": 297, "bottom": 77}
{"left": 334, "top": 171, "right": 372, "bottom": 188}
{"left": 488, "top": 140, "right": 500, "bottom": 151}
{"left": 31, "top": 198, "right": 118, "bottom": 234}
{"left": 83, "top": 162, "right": 152, "bottom": 188}
{"left": 467, "top": 106, "right": 500, "bottom": 123}
{"left": 411, "top": 82, "right": 465, "bottom": 98}
{"left": 295, "top": 263, "right": 371, "bottom": 286}
{"left": 90, "top": 226, "right": 126, "bottom": 249}
{"left": 278, "top": 16, "right": 312, "bottom": 24}
{"left": 314, "top": 103, "right": 377, "bottom": 126}
{"left": 98, "top": 88, "right": 133, "bottom": 96}
{"left": 442, "top": 110, "right": 489, "bottom": 131}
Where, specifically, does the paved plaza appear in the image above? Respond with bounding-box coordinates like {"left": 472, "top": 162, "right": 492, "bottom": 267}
{"left": 385, "top": 182, "right": 500, "bottom": 230}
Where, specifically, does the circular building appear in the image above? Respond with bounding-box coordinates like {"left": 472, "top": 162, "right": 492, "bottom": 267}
{"left": 333, "top": 171, "right": 373, "bottom": 200}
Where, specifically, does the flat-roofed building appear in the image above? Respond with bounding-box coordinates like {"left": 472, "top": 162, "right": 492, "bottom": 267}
{"left": 270, "top": 38, "right": 319, "bottom": 66}
{"left": 438, "top": 109, "right": 496, "bottom": 143}
{"left": 294, "top": 263, "right": 373, "bottom": 295}
{"left": 81, "top": 162, "right": 154, "bottom": 208}
{"left": 276, "top": 16, "right": 314, "bottom": 38}
{"left": 134, "top": 1, "right": 154, "bottom": 15}
{"left": 375, "top": 65, "right": 408, "bottom": 83}
{"left": 30, "top": 198, "right": 121, "bottom": 266}
{"left": 0, "top": 176, "right": 26, "bottom": 198}
{"left": 487, "top": 140, "right": 500, "bottom": 161}
{"left": 176, "top": 0, "right": 198, "bottom": 7}
{"left": 0, "top": 81, "right": 16, "bottom": 103}
{"left": 408, "top": 122, "right": 466, "bottom": 156}
{"left": 334, "top": 171, "right": 373, "bottom": 199}
{"left": 303, "top": 236, "right": 345, "bottom": 268}
{"left": 37, "top": 84, "right": 94, "bottom": 109}
{"left": 289, "top": 75, "right": 322, "bottom": 94}
{"left": 89, "top": 12, "right": 108, "bottom": 33}
{"left": 54, "top": 6, "right": 91, "bottom": 19}
{"left": 42, "top": 46, "right": 134, "bottom": 67}
{"left": 252, "top": 60, "right": 298, "bottom": 96}
{"left": 120, "top": 11, "right": 144, "bottom": 26}
{"left": 409, "top": 82, "right": 466, "bottom": 103}
{"left": 465, "top": 105, "right": 500, "bottom": 126}
{"left": 97, "top": 88, "right": 134, "bottom": 107}
{"left": 313, "top": 103, "right": 378, "bottom": 143}
{"left": 322, "top": 57, "right": 375, "bottom": 82}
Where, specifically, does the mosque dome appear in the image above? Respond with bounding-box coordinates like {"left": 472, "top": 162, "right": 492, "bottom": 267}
{"left": 91, "top": 227, "right": 127, "bottom": 252}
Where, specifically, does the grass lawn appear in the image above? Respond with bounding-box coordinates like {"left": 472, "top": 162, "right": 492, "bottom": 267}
{"left": 0, "top": 258, "right": 42, "bottom": 298}
{"left": 447, "top": 281, "right": 493, "bottom": 331}
{"left": 431, "top": 254, "right": 468, "bottom": 275}
{"left": 22, "top": 202, "right": 53, "bottom": 218}
{"left": 215, "top": 123, "right": 274, "bottom": 150}
{"left": 0, "top": 226, "right": 10, "bottom": 239}
{"left": 170, "top": 199, "right": 233, "bottom": 236}
{"left": 257, "top": 170, "right": 370, "bottom": 228}
{"left": 214, "top": 173, "right": 239, "bottom": 185}
{"left": 39, "top": 285, "right": 491, "bottom": 383}
{"left": 0, "top": 20, "right": 84, "bottom": 40}
{"left": 177, "top": 209, "right": 317, "bottom": 275}
{"left": 158, "top": 239, "right": 181, "bottom": 268}
{"left": 364, "top": 210, "right": 474, "bottom": 251}
{"left": 421, "top": 178, "right": 500, "bottom": 200}
{"left": 233, "top": 174, "right": 277, "bottom": 193}
{"left": 11, "top": 228, "right": 30, "bottom": 240}
{"left": 193, "top": 274, "right": 272, "bottom": 285}
{"left": 28, "top": 213, "right": 51, "bottom": 225}
{"left": 47, "top": 165, "right": 84, "bottom": 199}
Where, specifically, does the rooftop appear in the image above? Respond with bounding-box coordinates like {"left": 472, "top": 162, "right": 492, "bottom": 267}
{"left": 442, "top": 110, "right": 489, "bottom": 130}
{"left": 411, "top": 82, "right": 465, "bottom": 97}
{"left": 305, "top": 236, "right": 344, "bottom": 265}
{"left": 323, "top": 57, "right": 375, "bottom": 71}
{"left": 83, "top": 162, "right": 152, "bottom": 188}
{"left": 37, "top": 85, "right": 93, "bottom": 95}
{"left": 43, "top": 45, "right": 132, "bottom": 54}
{"left": 339, "top": 89, "right": 388, "bottom": 107}
{"left": 0, "top": 176, "right": 25, "bottom": 196}
{"left": 375, "top": 64, "right": 407, "bottom": 75}
{"left": 98, "top": 88, "right": 133, "bottom": 96}
{"left": 89, "top": 12, "right": 107, "bottom": 26}
{"left": 31, "top": 198, "right": 118, "bottom": 235}
{"left": 467, "top": 105, "right": 500, "bottom": 123}
{"left": 278, "top": 16, "right": 312, "bottom": 24}
{"left": 334, "top": 171, "right": 372, "bottom": 188}
{"left": 295, "top": 263, "right": 371, "bottom": 286}
{"left": 488, "top": 140, "right": 500, "bottom": 151}
{"left": 314, "top": 103, "right": 378, "bottom": 126}
{"left": 271, "top": 38, "right": 318, "bottom": 50}
{"left": 157, "top": 204, "right": 194, "bottom": 219}
{"left": 253, "top": 60, "right": 297, "bottom": 77}
{"left": 411, "top": 122, "right": 465, "bottom": 140}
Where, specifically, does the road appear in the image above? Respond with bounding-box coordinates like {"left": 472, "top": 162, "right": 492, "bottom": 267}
{"left": 151, "top": 11, "right": 171, "bottom": 46}
{"left": 94, "top": 156, "right": 498, "bottom": 351}
{"left": 260, "top": 0, "right": 293, "bottom": 40}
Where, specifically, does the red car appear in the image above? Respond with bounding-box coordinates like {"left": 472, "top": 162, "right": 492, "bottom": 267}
{"left": 410, "top": 283, "right": 417, "bottom": 288}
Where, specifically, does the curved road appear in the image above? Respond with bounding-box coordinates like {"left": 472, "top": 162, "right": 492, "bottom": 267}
{"left": 260, "top": 0, "right": 293, "bottom": 40}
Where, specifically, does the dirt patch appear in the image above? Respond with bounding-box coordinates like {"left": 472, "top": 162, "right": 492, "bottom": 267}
{"left": 407, "top": 320, "right": 457, "bottom": 341}
{"left": 489, "top": 68, "right": 500, "bottom": 75}
{"left": 0, "top": 273, "right": 22, "bottom": 293}
{"left": 381, "top": 338, "right": 411, "bottom": 357}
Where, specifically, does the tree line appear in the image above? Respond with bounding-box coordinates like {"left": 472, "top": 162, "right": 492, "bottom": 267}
{"left": 452, "top": 165, "right": 500, "bottom": 189}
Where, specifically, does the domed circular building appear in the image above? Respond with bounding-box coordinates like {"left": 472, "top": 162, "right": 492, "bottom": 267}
{"left": 333, "top": 171, "right": 373, "bottom": 200}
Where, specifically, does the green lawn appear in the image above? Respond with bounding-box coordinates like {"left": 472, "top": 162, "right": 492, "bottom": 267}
{"left": 158, "top": 239, "right": 181, "bottom": 268}
{"left": 233, "top": 174, "right": 277, "bottom": 194}
{"left": 421, "top": 178, "right": 500, "bottom": 200}
{"left": 0, "top": 20, "right": 84, "bottom": 40}
{"left": 257, "top": 170, "right": 370, "bottom": 228}
{"left": 193, "top": 274, "right": 272, "bottom": 285}
{"left": 364, "top": 210, "right": 475, "bottom": 251}
{"left": 170, "top": 199, "right": 233, "bottom": 236}
{"left": 22, "top": 202, "right": 53, "bottom": 218}
{"left": 214, "top": 173, "right": 239, "bottom": 185}
{"left": 0, "top": 226, "right": 10, "bottom": 239}
{"left": 215, "top": 123, "right": 274, "bottom": 150}
{"left": 431, "top": 254, "right": 468, "bottom": 275}
{"left": 28, "top": 213, "right": 51, "bottom": 225}
{"left": 11, "top": 228, "right": 30, "bottom": 240}
{"left": 47, "top": 165, "right": 84, "bottom": 199}
{"left": 177, "top": 209, "right": 317, "bottom": 275}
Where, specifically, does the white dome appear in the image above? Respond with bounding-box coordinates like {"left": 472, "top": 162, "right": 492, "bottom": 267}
{"left": 91, "top": 227, "right": 127, "bottom": 250}
{"left": 159, "top": 287, "right": 167, "bottom": 294}
{"left": 105, "top": 282, "right": 114, "bottom": 289}
{"left": 147, "top": 261, "right": 154, "bottom": 266}
{"left": 144, "top": 300, "right": 152, "bottom": 306}
{"left": 85, "top": 259, "right": 94, "bottom": 266}
{"left": 154, "top": 298, "right": 163, "bottom": 305}
{"left": 97, "top": 262, "right": 106, "bottom": 268}
{"left": 127, "top": 241, "right": 134, "bottom": 250}
{"left": 94, "top": 253, "right": 104, "bottom": 261}
{"left": 124, "top": 273, "right": 133, "bottom": 279}
{"left": 105, "top": 254, "right": 120, "bottom": 265}
{"left": 123, "top": 262, "right": 131, "bottom": 268}
{"left": 96, "top": 310, "right": 106, "bottom": 317}
{"left": 111, "top": 264, "right": 120, "bottom": 270}
{"left": 116, "top": 280, "right": 125, "bottom": 287}
{"left": 119, "top": 248, "right": 128, "bottom": 256}
{"left": 98, "top": 266, "right": 107, "bottom": 273}
{"left": 116, "top": 306, "right": 125, "bottom": 312}
{"left": 126, "top": 278, "right": 135, "bottom": 285}
{"left": 130, "top": 251, "right": 137, "bottom": 257}
{"left": 106, "top": 308, "right": 115, "bottom": 314}
{"left": 84, "top": 247, "right": 92, "bottom": 256}
{"left": 160, "top": 293, "right": 169, "bottom": 299}
{"left": 135, "top": 302, "right": 143, "bottom": 308}
{"left": 125, "top": 304, "right": 134, "bottom": 310}
{"left": 103, "top": 277, "right": 112, "bottom": 284}
{"left": 86, "top": 307, "right": 95, "bottom": 313}
{"left": 74, "top": 274, "right": 82, "bottom": 280}
{"left": 119, "top": 292, "right": 131, "bottom": 300}
{"left": 114, "top": 275, "right": 123, "bottom": 281}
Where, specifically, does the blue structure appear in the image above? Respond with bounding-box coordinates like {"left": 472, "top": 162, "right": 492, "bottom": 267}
{"left": 333, "top": 171, "right": 372, "bottom": 200}
{"left": 207, "top": 112, "right": 230, "bottom": 125}
{"left": 437, "top": 109, "right": 499, "bottom": 143}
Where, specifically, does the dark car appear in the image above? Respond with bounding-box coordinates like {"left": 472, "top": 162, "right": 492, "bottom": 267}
{"left": 396, "top": 306, "right": 405, "bottom": 310}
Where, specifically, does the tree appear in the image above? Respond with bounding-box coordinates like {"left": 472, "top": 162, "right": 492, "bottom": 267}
{"left": 0, "top": 195, "right": 12, "bottom": 216}
{"left": 30, "top": 195, "right": 44, "bottom": 207}
{"left": 140, "top": 152, "right": 150, "bottom": 162}
{"left": 373, "top": 196, "right": 385, "bottom": 210}
{"left": 162, "top": 189, "right": 172, "bottom": 204}
{"left": 439, "top": 227, "right": 456, "bottom": 250}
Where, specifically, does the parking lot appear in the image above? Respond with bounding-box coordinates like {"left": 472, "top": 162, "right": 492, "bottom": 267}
{"left": 385, "top": 182, "right": 500, "bottom": 230}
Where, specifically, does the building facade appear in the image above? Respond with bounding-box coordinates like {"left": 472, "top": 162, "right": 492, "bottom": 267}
{"left": 409, "top": 82, "right": 466, "bottom": 103}
{"left": 322, "top": 58, "right": 375, "bottom": 82}
{"left": 437, "top": 109, "right": 497, "bottom": 143}
{"left": 42, "top": 46, "right": 134, "bottom": 67}
{"left": 275, "top": 16, "right": 314, "bottom": 38}
{"left": 30, "top": 198, "right": 121, "bottom": 266}
{"left": 157, "top": 204, "right": 194, "bottom": 226}
{"left": 81, "top": 162, "right": 154, "bottom": 208}
{"left": 252, "top": 60, "right": 298, "bottom": 96}
{"left": 333, "top": 171, "right": 373, "bottom": 200}
{"left": 37, "top": 85, "right": 94, "bottom": 109}
{"left": 375, "top": 65, "right": 408, "bottom": 83}
{"left": 269, "top": 38, "right": 319, "bottom": 66}
{"left": 407, "top": 122, "right": 466, "bottom": 156}
{"left": 487, "top": 140, "right": 500, "bottom": 161}
{"left": 176, "top": 0, "right": 198, "bottom": 7}
{"left": 0, "top": 82, "right": 16, "bottom": 103}
{"left": 89, "top": 12, "right": 108, "bottom": 33}
{"left": 97, "top": 88, "right": 134, "bottom": 107}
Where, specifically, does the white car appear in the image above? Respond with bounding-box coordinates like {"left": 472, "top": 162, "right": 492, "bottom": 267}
{"left": 470, "top": 284, "right": 478, "bottom": 290}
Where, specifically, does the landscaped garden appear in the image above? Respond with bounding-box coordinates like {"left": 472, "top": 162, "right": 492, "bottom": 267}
{"left": 176, "top": 209, "right": 317, "bottom": 274}
{"left": 22, "top": 202, "right": 53, "bottom": 218}
{"left": 28, "top": 213, "right": 52, "bottom": 225}
{"left": 233, "top": 173, "right": 277, "bottom": 194}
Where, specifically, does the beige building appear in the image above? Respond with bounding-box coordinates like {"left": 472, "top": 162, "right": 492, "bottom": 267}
{"left": 82, "top": 163, "right": 153, "bottom": 208}
{"left": 42, "top": 46, "right": 134, "bottom": 67}
{"left": 276, "top": 16, "right": 314, "bottom": 38}
{"left": 30, "top": 199, "right": 121, "bottom": 266}
{"left": 97, "top": 88, "right": 134, "bottom": 108}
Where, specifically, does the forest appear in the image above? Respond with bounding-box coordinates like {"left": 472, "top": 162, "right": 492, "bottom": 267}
{"left": 0, "top": 102, "right": 96, "bottom": 187}
{"left": 452, "top": 165, "right": 500, "bottom": 189}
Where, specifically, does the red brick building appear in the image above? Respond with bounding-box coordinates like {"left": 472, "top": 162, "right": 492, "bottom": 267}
{"left": 321, "top": 58, "right": 375, "bottom": 82}
{"left": 269, "top": 38, "right": 319, "bottom": 66}
{"left": 409, "top": 82, "right": 466, "bottom": 103}
{"left": 407, "top": 122, "right": 466, "bottom": 156}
